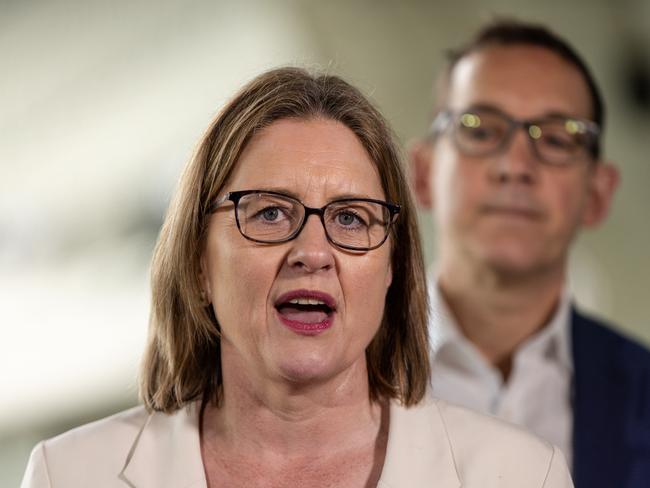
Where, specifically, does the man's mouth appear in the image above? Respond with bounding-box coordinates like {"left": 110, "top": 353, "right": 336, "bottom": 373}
{"left": 481, "top": 194, "right": 545, "bottom": 221}
{"left": 483, "top": 205, "right": 542, "bottom": 219}
{"left": 274, "top": 290, "right": 336, "bottom": 334}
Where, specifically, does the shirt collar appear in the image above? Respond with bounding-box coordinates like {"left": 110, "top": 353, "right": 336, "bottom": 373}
{"left": 518, "top": 288, "right": 573, "bottom": 372}
{"left": 428, "top": 279, "right": 573, "bottom": 373}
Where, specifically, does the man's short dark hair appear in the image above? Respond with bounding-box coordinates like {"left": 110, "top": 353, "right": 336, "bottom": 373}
{"left": 443, "top": 19, "right": 604, "bottom": 158}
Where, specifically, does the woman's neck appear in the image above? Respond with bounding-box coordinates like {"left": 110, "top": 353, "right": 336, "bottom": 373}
{"left": 202, "top": 349, "right": 385, "bottom": 456}
{"left": 200, "top": 353, "right": 388, "bottom": 487}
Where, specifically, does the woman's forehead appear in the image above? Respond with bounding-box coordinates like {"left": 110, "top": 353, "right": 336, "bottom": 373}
{"left": 225, "top": 118, "right": 386, "bottom": 202}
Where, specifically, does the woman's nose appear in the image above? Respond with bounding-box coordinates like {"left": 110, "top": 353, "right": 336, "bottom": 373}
{"left": 286, "top": 215, "right": 335, "bottom": 273}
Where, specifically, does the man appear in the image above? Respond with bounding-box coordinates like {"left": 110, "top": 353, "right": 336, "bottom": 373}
{"left": 410, "top": 20, "right": 650, "bottom": 487}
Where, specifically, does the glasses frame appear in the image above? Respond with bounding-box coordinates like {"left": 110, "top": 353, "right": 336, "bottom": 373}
{"left": 208, "top": 189, "right": 401, "bottom": 251}
{"left": 430, "top": 106, "right": 601, "bottom": 165}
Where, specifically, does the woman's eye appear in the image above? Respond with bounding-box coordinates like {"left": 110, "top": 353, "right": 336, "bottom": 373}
{"left": 262, "top": 207, "right": 279, "bottom": 221}
{"left": 254, "top": 206, "right": 285, "bottom": 222}
{"left": 337, "top": 212, "right": 357, "bottom": 225}
{"left": 335, "top": 211, "right": 366, "bottom": 228}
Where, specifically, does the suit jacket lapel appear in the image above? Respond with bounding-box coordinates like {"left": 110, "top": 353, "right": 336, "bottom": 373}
{"left": 120, "top": 403, "right": 207, "bottom": 488}
{"left": 379, "top": 401, "right": 461, "bottom": 488}
{"left": 571, "top": 308, "right": 650, "bottom": 487}
{"left": 118, "top": 400, "right": 460, "bottom": 488}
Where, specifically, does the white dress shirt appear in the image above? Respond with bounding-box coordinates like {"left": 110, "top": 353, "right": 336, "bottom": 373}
{"left": 429, "top": 282, "right": 574, "bottom": 467}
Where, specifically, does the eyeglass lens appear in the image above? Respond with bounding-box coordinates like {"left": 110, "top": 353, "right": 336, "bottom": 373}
{"left": 235, "top": 192, "right": 392, "bottom": 249}
{"left": 452, "top": 110, "right": 593, "bottom": 164}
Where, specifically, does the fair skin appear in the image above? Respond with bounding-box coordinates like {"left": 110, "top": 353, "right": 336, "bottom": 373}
{"left": 200, "top": 118, "right": 393, "bottom": 487}
{"left": 411, "top": 45, "right": 619, "bottom": 378}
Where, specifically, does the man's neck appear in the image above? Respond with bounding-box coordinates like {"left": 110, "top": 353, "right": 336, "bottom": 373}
{"left": 437, "top": 259, "right": 565, "bottom": 380}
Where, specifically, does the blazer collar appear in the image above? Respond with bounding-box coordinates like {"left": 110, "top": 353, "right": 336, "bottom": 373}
{"left": 119, "top": 403, "right": 207, "bottom": 488}
{"left": 118, "top": 400, "right": 460, "bottom": 488}
{"left": 378, "top": 400, "right": 461, "bottom": 488}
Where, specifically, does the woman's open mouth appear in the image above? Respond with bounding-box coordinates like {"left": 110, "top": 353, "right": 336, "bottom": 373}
{"left": 274, "top": 290, "right": 336, "bottom": 335}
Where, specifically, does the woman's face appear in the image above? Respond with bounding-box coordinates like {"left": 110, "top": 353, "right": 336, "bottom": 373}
{"left": 201, "top": 117, "right": 393, "bottom": 387}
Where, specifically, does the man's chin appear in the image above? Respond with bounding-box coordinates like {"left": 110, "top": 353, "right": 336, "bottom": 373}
{"left": 479, "top": 251, "right": 558, "bottom": 282}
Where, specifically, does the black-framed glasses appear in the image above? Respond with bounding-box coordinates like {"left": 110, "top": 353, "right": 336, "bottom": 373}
{"left": 430, "top": 105, "right": 601, "bottom": 165}
{"left": 208, "top": 190, "right": 400, "bottom": 251}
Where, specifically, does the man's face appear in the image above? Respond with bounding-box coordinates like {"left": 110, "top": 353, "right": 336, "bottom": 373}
{"left": 426, "top": 44, "right": 615, "bottom": 278}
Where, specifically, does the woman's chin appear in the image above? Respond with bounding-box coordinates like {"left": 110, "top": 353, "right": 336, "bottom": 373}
{"left": 270, "top": 351, "right": 367, "bottom": 395}
{"left": 274, "top": 357, "right": 337, "bottom": 385}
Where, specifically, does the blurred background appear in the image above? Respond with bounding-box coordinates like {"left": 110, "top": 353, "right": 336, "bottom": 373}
{"left": 2, "top": 0, "right": 649, "bottom": 484}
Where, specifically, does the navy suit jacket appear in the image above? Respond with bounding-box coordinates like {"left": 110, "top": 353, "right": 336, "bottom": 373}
{"left": 572, "top": 308, "right": 650, "bottom": 487}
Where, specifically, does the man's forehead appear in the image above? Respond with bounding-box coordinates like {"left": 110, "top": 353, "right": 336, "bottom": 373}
{"left": 444, "top": 44, "right": 593, "bottom": 120}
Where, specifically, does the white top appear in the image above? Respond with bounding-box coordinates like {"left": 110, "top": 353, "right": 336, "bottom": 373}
{"left": 429, "top": 282, "right": 574, "bottom": 467}
{"left": 21, "top": 398, "right": 573, "bottom": 487}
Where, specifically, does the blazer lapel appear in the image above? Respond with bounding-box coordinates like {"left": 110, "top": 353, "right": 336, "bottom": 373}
{"left": 379, "top": 400, "right": 461, "bottom": 488}
{"left": 119, "top": 403, "right": 207, "bottom": 488}
{"left": 571, "top": 308, "right": 650, "bottom": 487}
{"left": 118, "top": 400, "right": 460, "bottom": 488}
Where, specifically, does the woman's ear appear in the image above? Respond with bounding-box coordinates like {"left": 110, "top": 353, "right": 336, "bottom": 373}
{"left": 408, "top": 139, "right": 435, "bottom": 209}
{"left": 581, "top": 161, "right": 620, "bottom": 227}
{"left": 199, "top": 253, "right": 212, "bottom": 304}
{"left": 385, "top": 259, "right": 393, "bottom": 290}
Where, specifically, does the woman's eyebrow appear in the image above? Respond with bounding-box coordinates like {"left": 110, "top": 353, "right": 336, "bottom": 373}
{"left": 254, "top": 187, "right": 377, "bottom": 202}
{"left": 250, "top": 187, "right": 300, "bottom": 199}
{"left": 324, "top": 190, "right": 371, "bottom": 199}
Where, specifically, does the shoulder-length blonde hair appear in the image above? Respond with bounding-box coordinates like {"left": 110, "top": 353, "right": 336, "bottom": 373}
{"left": 140, "top": 67, "right": 430, "bottom": 412}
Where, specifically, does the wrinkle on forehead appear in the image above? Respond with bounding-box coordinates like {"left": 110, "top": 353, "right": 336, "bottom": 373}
{"left": 226, "top": 118, "right": 386, "bottom": 205}
{"left": 257, "top": 161, "right": 381, "bottom": 203}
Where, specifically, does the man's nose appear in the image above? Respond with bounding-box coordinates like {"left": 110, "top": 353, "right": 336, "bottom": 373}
{"left": 488, "top": 128, "right": 539, "bottom": 185}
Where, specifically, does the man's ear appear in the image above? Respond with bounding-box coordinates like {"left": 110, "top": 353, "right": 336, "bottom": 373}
{"left": 408, "top": 139, "right": 435, "bottom": 209}
{"left": 582, "top": 161, "right": 620, "bottom": 227}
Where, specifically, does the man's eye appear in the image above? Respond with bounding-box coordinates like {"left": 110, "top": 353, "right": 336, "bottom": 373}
{"left": 469, "top": 126, "right": 502, "bottom": 140}
{"left": 542, "top": 134, "right": 574, "bottom": 149}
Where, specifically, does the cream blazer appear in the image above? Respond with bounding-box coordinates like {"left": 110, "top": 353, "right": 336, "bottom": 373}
{"left": 21, "top": 398, "right": 573, "bottom": 487}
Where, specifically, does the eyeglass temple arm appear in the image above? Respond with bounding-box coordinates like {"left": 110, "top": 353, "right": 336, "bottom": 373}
{"left": 207, "top": 193, "right": 233, "bottom": 214}
{"left": 427, "top": 111, "right": 452, "bottom": 139}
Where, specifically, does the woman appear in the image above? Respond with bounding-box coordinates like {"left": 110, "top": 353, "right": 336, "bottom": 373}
{"left": 22, "top": 67, "right": 572, "bottom": 487}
